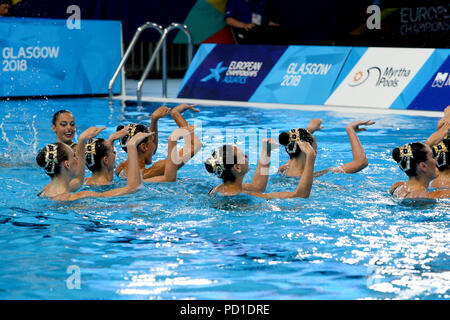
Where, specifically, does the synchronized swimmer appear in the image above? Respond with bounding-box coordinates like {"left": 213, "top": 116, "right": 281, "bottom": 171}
{"left": 277, "top": 119, "right": 375, "bottom": 177}
{"left": 38, "top": 104, "right": 450, "bottom": 201}
{"left": 390, "top": 106, "right": 450, "bottom": 199}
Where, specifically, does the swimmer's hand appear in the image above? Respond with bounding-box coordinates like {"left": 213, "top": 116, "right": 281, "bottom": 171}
{"left": 172, "top": 103, "right": 200, "bottom": 114}
{"left": 169, "top": 125, "right": 196, "bottom": 141}
{"left": 347, "top": 120, "right": 375, "bottom": 132}
{"left": 108, "top": 125, "right": 130, "bottom": 142}
{"left": 444, "top": 105, "right": 450, "bottom": 116}
{"left": 306, "top": 118, "right": 323, "bottom": 134}
{"left": 426, "top": 121, "right": 450, "bottom": 146}
{"left": 127, "top": 132, "right": 155, "bottom": 147}
{"left": 437, "top": 115, "right": 450, "bottom": 131}
{"left": 151, "top": 106, "right": 171, "bottom": 121}
{"left": 297, "top": 140, "right": 316, "bottom": 158}
{"left": 78, "top": 126, "right": 106, "bottom": 142}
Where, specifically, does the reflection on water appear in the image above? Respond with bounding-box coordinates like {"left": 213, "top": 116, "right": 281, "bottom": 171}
{"left": 0, "top": 98, "right": 448, "bottom": 299}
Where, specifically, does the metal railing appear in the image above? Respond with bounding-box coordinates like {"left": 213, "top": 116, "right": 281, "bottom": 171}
{"left": 108, "top": 22, "right": 193, "bottom": 101}
{"left": 108, "top": 22, "right": 164, "bottom": 99}
{"left": 137, "top": 23, "right": 193, "bottom": 102}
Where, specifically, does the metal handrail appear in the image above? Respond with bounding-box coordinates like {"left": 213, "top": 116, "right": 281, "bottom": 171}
{"left": 137, "top": 23, "right": 193, "bottom": 102}
{"left": 108, "top": 22, "right": 164, "bottom": 99}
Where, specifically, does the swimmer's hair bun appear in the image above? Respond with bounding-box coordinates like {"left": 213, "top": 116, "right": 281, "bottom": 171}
{"left": 204, "top": 158, "right": 217, "bottom": 175}
{"left": 392, "top": 142, "right": 428, "bottom": 177}
{"left": 432, "top": 138, "right": 450, "bottom": 171}
{"left": 392, "top": 147, "right": 402, "bottom": 163}
{"left": 117, "top": 124, "right": 149, "bottom": 152}
{"left": 205, "top": 153, "right": 225, "bottom": 179}
{"left": 279, "top": 128, "right": 313, "bottom": 158}
{"left": 278, "top": 132, "right": 290, "bottom": 146}
{"left": 36, "top": 142, "right": 69, "bottom": 177}
{"left": 204, "top": 145, "right": 236, "bottom": 182}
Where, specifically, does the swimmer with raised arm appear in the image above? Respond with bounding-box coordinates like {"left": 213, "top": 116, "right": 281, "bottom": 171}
{"left": 36, "top": 127, "right": 153, "bottom": 201}
{"left": 278, "top": 119, "right": 375, "bottom": 177}
{"left": 429, "top": 138, "right": 450, "bottom": 189}
{"left": 142, "top": 103, "right": 202, "bottom": 179}
{"left": 52, "top": 110, "right": 77, "bottom": 150}
{"left": 390, "top": 142, "right": 450, "bottom": 199}
{"left": 425, "top": 120, "right": 450, "bottom": 189}
{"left": 115, "top": 104, "right": 202, "bottom": 180}
{"left": 205, "top": 139, "right": 317, "bottom": 199}
{"left": 84, "top": 126, "right": 130, "bottom": 186}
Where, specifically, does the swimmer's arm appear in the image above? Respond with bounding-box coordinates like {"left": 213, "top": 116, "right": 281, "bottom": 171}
{"left": 144, "top": 140, "right": 177, "bottom": 183}
{"left": 142, "top": 159, "right": 166, "bottom": 179}
{"left": 108, "top": 125, "right": 130, "bottom": 153}
{"left": 171, "top": 104, "right": 203, "bottom": 169}
{"left": 436, "top": 113, "right": 450, "bottom": 131}
{"left": 70, "top": 126, "right": 106, "bottom": 192}
{"left": 313, "top": 167, "right": 335, "bottom": 177}
{"left": 68, "top": 185, "right": 137, "bottom": 201}
{"left": 428, "top": 189, "right": 450, "bottom": 199}
{"left": 426, "top": 122, "right": 450, "bottom": 146}
{"left": 244, "top": 138, "right": 277, "bottom": 192}
{"left": 306, "top": 118, "right": 323, "bottom": 134}
{"left": 175, "top": 130, "right": 202, "bottom": 170}
{"left": 150, "top": 106, "right": 171, "bottom": 154}
{"left": 69, "top": 135, "right": 87, "bottom": 191}
{"left": 250, "top": 141, "right": 316, "bottom": 199}
{"left": 69, "top": 133, "right": 150, "bottom": 200}
{"left": 142, "top": 106, "right": 202, "bottom": 179}
{"left": 340, "top": 120, "right": 374, "bottom": 174}
{"left": 115, "top": 160, "right": 127, "bottom": 177}
{"left": 143, "top": 127, "right": 190, "bottom": 183}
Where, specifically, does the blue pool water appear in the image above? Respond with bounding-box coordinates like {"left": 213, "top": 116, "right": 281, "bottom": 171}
{"left": 0, "top": 97, "right": 448, "bottom": 300}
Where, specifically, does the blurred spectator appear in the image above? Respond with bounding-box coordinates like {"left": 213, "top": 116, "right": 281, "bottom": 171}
{"left": 224, "top": 0, "right": 293, "bottom": 45}
{"left": 0, "top": 0, "right": 11, "bottom": 17}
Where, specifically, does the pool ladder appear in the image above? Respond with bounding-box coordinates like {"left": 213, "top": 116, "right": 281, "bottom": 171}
{"left": 108, "top": 22, "right": 193, "bottom": 102}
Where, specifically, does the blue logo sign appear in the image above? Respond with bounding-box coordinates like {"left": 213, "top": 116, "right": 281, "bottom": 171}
{"left": 178, "top": 44, "right": 288, "bottom": 101}
{"left": 200, "top": 62, "right": 227, "bottom": 82}
{"left": 249, "top": 46, "right": 351, "bottom": 105}
{"left": 408, "top": 53, "right": 450, "bottom": 111}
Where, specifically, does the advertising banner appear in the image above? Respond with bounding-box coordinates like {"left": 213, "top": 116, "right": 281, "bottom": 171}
{"left": 0, "top": 17, "right": 122, "bottom": 97}
{"left": 178, "top": 44, "right": 448, "bottom": 112}
{"left": 177, "top": 44, "right": 350, "bottom": 104}
{"left": 405, "top": 49, "right": 450, "bottom": 111}
{"left": 178, "top": 45, "right": 287, "bottom": 101}
{"left": 325, "top": 47, "right": 434, "bottom": 109}
{"left": 249, "top": 46, "right": 351, "bottom": 105}
{"left": 177, "top": 44, "right": 287, "bottom": 101}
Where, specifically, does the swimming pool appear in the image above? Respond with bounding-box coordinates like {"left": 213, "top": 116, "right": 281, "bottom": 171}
{"left": 0, "top": 97, "right": 448, "bottom": 300}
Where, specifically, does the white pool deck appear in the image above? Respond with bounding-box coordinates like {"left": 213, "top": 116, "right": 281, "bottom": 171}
{"left": 112, "top": 79, "right": 445, "bottom": 118}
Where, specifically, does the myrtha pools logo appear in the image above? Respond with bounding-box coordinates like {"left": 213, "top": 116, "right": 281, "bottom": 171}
{"left": 201, "top": 61, "right": 263, "bottom": 84}
{"left": 349, "top": 66, "right": 411, "bottom": 88}
{"left": 431, "top": 72, "right": 450, "bottom": 88}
